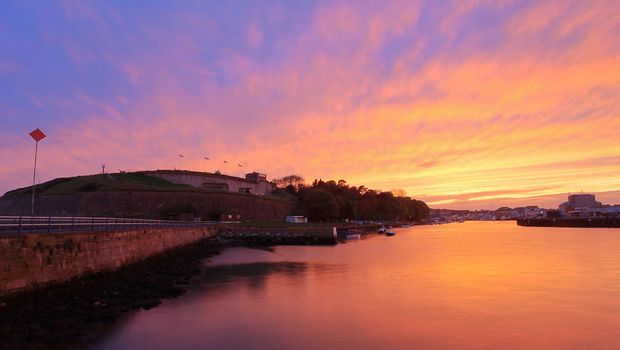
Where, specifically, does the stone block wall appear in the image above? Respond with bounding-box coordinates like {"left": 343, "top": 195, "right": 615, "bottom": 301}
{"left": 0, "top": 226, "right": 216, "bottom": 296}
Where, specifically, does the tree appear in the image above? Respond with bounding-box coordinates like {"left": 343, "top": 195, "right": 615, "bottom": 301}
{"left": 273, "top": 175, "right": 305, "bottom": 191}
{"left": 303, "top": 189, "right": 339, "bottom": 221}
{"left": 287, "top": 176, "right": 428, "bottom": 222}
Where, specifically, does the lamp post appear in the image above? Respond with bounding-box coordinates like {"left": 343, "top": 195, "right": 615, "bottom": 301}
{"left": 29, "top": 128, "right": 46, "bottom": 216}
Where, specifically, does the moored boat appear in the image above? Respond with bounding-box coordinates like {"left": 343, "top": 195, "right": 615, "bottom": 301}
{"left": 346, "top": 228, "right": 363, "bottom": 240}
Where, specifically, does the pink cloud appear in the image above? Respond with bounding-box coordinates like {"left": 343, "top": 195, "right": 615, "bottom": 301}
{"left": 2, "top": 1, "right": 620, "bottom": 211}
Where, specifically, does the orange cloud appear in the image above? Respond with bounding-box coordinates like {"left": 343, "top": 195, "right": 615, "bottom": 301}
{"left": 1, "top": 1, "right": 619, "bottom": 210}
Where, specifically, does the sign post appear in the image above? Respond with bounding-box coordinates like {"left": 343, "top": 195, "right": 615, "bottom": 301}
{"left": 29, "top": 128, "right": 46, "bottom": 216}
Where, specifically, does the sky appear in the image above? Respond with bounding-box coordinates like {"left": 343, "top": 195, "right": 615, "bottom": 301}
{"left": 1, "top": 0, "right": 620, "bottom": 210}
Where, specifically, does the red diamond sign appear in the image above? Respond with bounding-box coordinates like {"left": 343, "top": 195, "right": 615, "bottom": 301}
{"left": 29, "top": 128, "right": 46, "bottom": 142}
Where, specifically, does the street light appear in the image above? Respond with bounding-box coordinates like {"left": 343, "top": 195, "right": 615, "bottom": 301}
{"left": 29, "top": 128, "right": 46, "bottom": 216}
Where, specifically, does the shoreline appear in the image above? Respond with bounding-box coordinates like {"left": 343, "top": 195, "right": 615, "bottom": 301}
{"left": 0, "top": 223, "right": 384, "bottom": 349}
{"left": 0, "top": 238, "right": 222, "bottom": 350}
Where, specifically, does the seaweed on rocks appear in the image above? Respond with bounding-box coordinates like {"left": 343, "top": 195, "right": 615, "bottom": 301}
{"left": 0, "top": 238, "right": 221, "bottom": 350}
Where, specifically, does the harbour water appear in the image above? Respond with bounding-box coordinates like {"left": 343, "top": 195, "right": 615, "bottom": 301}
{"left": 88, "top": 222, "right": 620, "bottom": 349}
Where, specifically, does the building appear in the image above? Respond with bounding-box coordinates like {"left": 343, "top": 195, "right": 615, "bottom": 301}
{"left": 145, "top": 170, "right": 273, "bottom": 196}
{"left": 559, "top": 194, "right": 601, "bottom": 217}
{"left": 557, "top": 193, "right": 620, "bottom": 218}
{"left": 285, "top": 216, "right": 308, "bottom": 224}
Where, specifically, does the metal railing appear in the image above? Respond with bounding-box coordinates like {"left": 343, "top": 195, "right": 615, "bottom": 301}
{"left": 0, "top": 216, "right": 216, "bottom": 235}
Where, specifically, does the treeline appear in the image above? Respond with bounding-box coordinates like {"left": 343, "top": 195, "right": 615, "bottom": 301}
{"left": 272, "top": 175, "right": 429, "bottom": 222}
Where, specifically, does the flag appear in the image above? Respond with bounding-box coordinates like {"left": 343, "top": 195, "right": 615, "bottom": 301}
{"left": 238, "top": 164, "right": 242, "bottom": 167}
{"left": 29, "top": 128, "right": 46, "bottom": 142}
{"left": 204, "top": 157, "right": 209, "bottom": 160}
{"left": 224, "top": 160, "right": 228, "bottom": 163}
{"left": 178, "top": 154, "right": 184, "bottom": 157}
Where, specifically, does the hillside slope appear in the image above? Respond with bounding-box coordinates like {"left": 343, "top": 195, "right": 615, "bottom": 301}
{"left": 0, "top": 172, "right": 294, "bottom": 221}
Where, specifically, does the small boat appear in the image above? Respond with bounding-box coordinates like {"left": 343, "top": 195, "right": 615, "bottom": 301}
{"left": 377, "top": 226, "right": 387, "bottom": 234}
{"left": 385, "top": 229, "right": 396, "bottom": 236}
{"left": 346, "top": 228, "right": 362, "bottom": 240}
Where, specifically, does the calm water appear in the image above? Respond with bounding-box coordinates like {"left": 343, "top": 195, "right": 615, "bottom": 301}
{"left": 89, "top": 222, "right": 620, "bottom": 349}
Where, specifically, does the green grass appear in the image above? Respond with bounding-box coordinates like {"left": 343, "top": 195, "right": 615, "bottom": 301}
{"left": 2, "top": 172, "right": 194, "bottom": 198}
{"left": 111, "top": 172, "right": 191, "bottom": 189}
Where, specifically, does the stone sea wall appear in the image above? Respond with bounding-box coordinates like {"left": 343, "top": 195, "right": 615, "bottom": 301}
{"left": 0, "top": 226, "right": 216, "bottom": 296}
{"left": 0, "top": 222, "right": 379, "bottom": 297}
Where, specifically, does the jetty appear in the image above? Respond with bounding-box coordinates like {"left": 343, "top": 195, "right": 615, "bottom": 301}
{"left": 517, "top": 217, "right": 620, "bottom": 228}
{"left": 0, "top": 216, "right": 382, "bottom": 297}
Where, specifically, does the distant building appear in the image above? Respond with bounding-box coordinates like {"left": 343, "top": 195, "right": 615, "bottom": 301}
{"left": 521, "top": 206, "right": 545, "bottom": 218}
{"left": 145, "top": 170, "right": 273, "bottom": 196}
{"left": 559, "top": 194, "right": 601, "bottom": 217}
{"left": 558, "top": 193, "right": 620, "bottom": 218}
{"left": 285, "top": 216, "right": 308, "bottom": 224}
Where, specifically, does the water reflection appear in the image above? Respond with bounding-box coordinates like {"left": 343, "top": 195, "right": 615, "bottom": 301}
{"left": 201, "top": 262, "right": 308, "bottom": 291}
{"left": 89, "top": 223, "right": 620, "bottom": 350}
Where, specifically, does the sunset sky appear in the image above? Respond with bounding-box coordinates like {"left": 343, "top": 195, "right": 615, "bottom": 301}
{"left": 1, "top": 0, "right": 620, "bottom": 209}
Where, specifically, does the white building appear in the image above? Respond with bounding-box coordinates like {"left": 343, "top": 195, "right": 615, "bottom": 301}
{"left": 145, "top": 170, "right": 273, "bottom": 195}
{"left": 285, "top": 216, "right": 308, "bottom": 223}
{"left": 558, "top": 193, "right": 619, "bottom": 218}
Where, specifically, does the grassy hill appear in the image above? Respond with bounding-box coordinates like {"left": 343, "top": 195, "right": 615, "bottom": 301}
{"left": 2, "top": 172, "right": 194, "bottom": 198}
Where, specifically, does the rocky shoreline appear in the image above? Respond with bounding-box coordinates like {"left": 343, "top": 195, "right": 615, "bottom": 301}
{"left": 0, "top": 220, "right": 389, "bottom": 350}
{"left": 0, "top": 228, "right": 352, "bottom": 350}
{"left": 0, "top": 238, "right": 222, "bottom": 350}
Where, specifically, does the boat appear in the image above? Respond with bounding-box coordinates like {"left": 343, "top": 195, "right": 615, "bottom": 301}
{"left": 346, "top": 229, "right": 362, "bottom": 240}
{"left": 385, "top": 229, "right": 396, "bottom": 236}
{"left": 378, "top": 226, "right": 387, "bottom": 234}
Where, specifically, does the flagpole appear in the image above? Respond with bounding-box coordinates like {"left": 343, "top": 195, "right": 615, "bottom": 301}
{"left": 31, "top": 140, "right": 38, "bottom": 216}
{"left": 28, "top": 128, "right": 46, "bottom": 216}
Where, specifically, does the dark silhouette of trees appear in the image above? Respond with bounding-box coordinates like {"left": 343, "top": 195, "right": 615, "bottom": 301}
{"left": 273, "top": 175, "right": 429, "bottom": 222}
{"left": 303, "top": 188, "right": 340, "bottom": 221}
{"left": 273, "top": 175, "right": 305, "bottom": 190}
